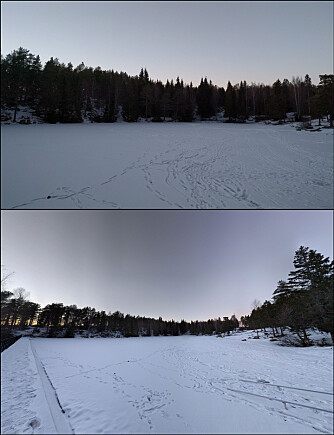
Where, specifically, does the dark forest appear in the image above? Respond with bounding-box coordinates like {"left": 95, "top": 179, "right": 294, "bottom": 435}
{"left": 1, "top": 48, "right": 333, "bottom": 126}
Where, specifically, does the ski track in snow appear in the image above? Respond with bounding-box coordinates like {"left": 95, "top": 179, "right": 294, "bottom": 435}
{"left": 2, "top": 123, "right": 333, "bottom": 209}
{"left": 30, "top": 340, "right": 74, "bottom": 434}
{"left": 1, "top": 334, "right": 333, "bottom": 434}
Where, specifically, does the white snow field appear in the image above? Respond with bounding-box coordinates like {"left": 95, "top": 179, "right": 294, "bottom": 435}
{"left": 1, "top": 122, "right": 333, "bottom": 209}
{"left": 1, "top": 334, "right": 333, "bottom": 434}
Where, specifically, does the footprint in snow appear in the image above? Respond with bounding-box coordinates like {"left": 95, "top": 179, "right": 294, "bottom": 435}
{"left": 29, "top": 418, "right": 40, "bottom": 429}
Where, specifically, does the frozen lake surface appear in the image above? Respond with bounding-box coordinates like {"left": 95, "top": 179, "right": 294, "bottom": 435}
{"left": 1, "top": 333, "right": 333, "bottom": 434}
{"left": 1, "top": 123, "right": 333, "bottom": 209}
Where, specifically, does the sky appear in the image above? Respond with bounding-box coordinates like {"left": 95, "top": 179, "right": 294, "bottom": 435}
{"left": 1, "top": 1, "right": 333, "bottom": 87}
{"left": 1, "top": 210, "right": 333, "bottom": 322}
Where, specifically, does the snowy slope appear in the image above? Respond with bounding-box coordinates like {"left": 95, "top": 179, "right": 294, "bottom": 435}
{"left": 1, "top": 334, "right": 333, "bottom": 434}
{"left": 1, "top": 122, "right": 333, "bottom": 209}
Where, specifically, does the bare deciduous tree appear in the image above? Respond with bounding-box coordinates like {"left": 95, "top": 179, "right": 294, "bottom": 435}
{"left": 1, "top": 266, "right": 14, "bottom": 291}
{"left": 251, "top": 299, "right": 261, "bottom": 310}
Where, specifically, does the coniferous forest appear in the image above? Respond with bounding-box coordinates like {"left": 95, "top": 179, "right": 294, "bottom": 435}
{"left": 1, "top": 47, "right": 333, "bottom": 125}
{"left": 1, "top": 246, "right": 333, "bottom": 346}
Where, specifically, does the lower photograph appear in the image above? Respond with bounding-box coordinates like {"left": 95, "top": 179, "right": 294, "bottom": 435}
{"left": 1, "top": 210, "right": 333, "bottom": 435}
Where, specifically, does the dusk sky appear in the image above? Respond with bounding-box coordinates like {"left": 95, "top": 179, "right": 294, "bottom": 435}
{"left": 1, "top": 1, "right": 333, "bottom": 87}
{"left": 1, "top": 210, "right": 332, "bottom": 322}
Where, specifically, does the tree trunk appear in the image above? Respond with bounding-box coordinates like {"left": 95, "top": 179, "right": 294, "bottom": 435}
{"left": 252, "top": 91, "right": 255, "bottom": 116}
{"left": 296, "top": 330, "right": 305, "bottom": 345}
{"left": 13, "top": 105, "right": 18, "bottom": 122}
{"left": 4, "top": 314, "right": 10, "bottom": 326}
{"left": 297, "top": 328, "right": 310, "bottom": 346}
{"left": 84, "top": 91, "right": 87, "bottom": 117}
{"left": 114, "top": 87, "right": 119, "bottom": 118}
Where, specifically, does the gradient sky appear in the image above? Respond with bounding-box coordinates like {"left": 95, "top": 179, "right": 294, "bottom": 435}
{"left": 1, "top": 1, "right": 333, "bottom": 87}
{"left": 1, "top": 210, "right": 332, "bottom": 322}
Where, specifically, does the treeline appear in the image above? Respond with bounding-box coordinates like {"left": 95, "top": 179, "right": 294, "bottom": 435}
{"left": 0, "top": 287, "right": 239, "bottom": 339}
{"left": 241, "top": 246, "right": 333, "bottom": 346}
{"left": 1, "top": 246, "right": 332, "bottom": 344}
{"left": 1, "top": 47, "right": 333, "bottom": 125}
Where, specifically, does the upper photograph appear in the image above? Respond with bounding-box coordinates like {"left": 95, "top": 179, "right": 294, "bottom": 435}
{"left": 1, "top": 1, "right": 333, "bottom": 210}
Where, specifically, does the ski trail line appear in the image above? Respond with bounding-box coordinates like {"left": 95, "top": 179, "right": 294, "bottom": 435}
{"left": 30, "top": 339, "right": 74, "bottom": 434}
{"left": 226, "top": 387, "right": 334, "bottom": 414}
{"left": 239, "top": 379, "right": 334, "bottom": 395}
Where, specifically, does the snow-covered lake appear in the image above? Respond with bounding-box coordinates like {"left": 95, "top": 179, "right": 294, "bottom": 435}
{"left": 1, "top": 334, "right": 333, "bottom": 434}
{"left": 1, "top": 123, "right": 333, "bottom": 209}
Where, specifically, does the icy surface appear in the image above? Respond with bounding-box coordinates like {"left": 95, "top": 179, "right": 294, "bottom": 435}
{"left": 1, "top": 333, "right": 333, "bottom": 434}
{"left": 1, "top": 123, "right": 333, "bottom": 209}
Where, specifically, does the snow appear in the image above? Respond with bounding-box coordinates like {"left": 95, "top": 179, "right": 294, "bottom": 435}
{"left": 1, "top": 122, "right": 333, "bottom": 209}
{"left": 1, "top": 335, "right": 59, "bottom": 434}
{"left": 1, "top": 105, "right": 43, "bottom": 124}
{"left": 1, "top": 333, "right": 333, "bottom": 434}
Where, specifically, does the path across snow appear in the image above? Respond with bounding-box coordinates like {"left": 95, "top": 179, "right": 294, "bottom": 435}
{"left": 1, "top": 334, "right": 333, "bottom": 434}
{"left": 1, "top": 122, "right": 333, "bottom": 209}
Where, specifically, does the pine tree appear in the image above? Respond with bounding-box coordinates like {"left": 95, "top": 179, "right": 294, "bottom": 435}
{"left": 2, "top": 47, "right": 40, "bottom": 122}
{"left": 236, "top": 81, "right": 247, "bottom": 120}
{"left": 287, "top": 246, "right": 333, "bottom": 343}
{"left": 224, "top": 81, "right": 237, "bottom": 120}
{"left": 271, "top": 79, "right": 285, "bottom": 120}
{"left": 310, "top": 93, "right": 325, "bottom": 126}
{"left": 40, "top": 57, "right": 61, "bottom": 123}
{"left": 318, "top": 74, "right": 334, "bottom": 127}
{"left": 304, "top": 74, "right": 312, "bottom": 116}
{"left": 121, "top": 77, "right": 139, "bottom": 122}
{"left": 196, "top": 77, "right": 215, "bottom": 120}
{"left": 161, "top": 83, "right": 171, "bottom": 121}
{"left": 288, "top": 246, "right": 332, "bottom": 291}
{"left": 272, "top": 280, "right": 291, "bottom": 300}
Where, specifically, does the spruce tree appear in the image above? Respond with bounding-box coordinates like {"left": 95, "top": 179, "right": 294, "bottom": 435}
{"left": 318, "top": 74, "right": 334, "bottom": 127}
{"left": 224, "top": 81, "right": 237, "bottom": 121}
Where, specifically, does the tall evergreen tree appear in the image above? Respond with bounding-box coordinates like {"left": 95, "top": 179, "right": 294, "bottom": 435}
{"left": 2, "top": 47, "right": 40, "bottom": 121}
{"left": 318, "top": 74, "right": 334, "bottom": 127}
{"left": 196, "top": 77, "right": 215, "bottom": 120}
{"left": 122, "top": 77, "right": 139, "bottom": 122}
{"left": 224, "top": 81, "right": 237, "bottom": 120}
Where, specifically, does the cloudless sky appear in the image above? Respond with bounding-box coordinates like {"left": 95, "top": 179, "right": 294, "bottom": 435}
{"left": 1, "top": 210, "right": 332, "bottom": 322}
{"left": 1, "top": 1, "right": 333, "bottom": 87}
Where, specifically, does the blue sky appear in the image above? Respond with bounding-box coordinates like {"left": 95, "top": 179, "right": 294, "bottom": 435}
{"left": 1, "top": 210, "right": 332, "bottom": 322}
{"left": 1, "top": 1, "right": 333, "bottom": 87}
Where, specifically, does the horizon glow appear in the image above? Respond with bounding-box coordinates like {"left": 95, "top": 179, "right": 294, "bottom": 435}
{"left": 1, "top": 210, "right": 332, "bottom": 322}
